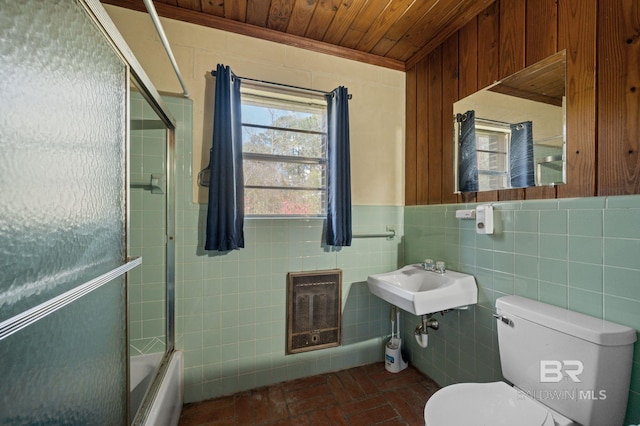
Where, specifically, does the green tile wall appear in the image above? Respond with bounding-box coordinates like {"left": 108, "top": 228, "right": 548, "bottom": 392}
{"left": 168, "top": 96, "right": 403, "bottom": 402}
{"left": 403, "top": 198, "right": 640, "bottom": 424}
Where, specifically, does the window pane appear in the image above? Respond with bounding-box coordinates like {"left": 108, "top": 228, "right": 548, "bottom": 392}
{"left": 478, "top": 174, "right": 509, "bottom": 190}
{"left": 477, "top": 152, "right": 508, "bottom": 172}
{"left": 242, "top": 126, "right": 324, "bottom": 158}
{"left": 245, "top": 188, "right": 324, "bottom": 216}
{"left": 245, "top": 160, "right": 325, "bottom": 188}
{"left": 242, "top": 104, "right": 323, "bottom": 132}
{"left": 476, "top": 131, "right": 509, "bottom": 152}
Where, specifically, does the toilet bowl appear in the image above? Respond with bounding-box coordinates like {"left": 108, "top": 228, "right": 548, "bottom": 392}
{"left": 424, "top": 382, "right": 573, "bottom": 426}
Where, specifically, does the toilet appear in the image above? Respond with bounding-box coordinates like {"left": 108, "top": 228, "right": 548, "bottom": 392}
{"left": 424, "top": 295, "right": 637, "bottom": 426}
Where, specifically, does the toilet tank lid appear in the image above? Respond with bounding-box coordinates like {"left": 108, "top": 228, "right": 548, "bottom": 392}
{"left": 496, "top": 296, "right": 637, "bottom": 346}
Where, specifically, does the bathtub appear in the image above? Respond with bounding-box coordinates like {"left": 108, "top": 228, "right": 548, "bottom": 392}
{"left": 130, "top": 351, "right": 183, "bottom": 426}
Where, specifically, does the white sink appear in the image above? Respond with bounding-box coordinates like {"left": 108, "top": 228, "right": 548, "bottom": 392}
{"left": 367, "top": 264, "right": 478, "bottom": 315}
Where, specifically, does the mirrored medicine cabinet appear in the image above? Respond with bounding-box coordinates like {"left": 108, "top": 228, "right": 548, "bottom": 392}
{"left": 454, "top": 50, "right": 566, "bottom": 193}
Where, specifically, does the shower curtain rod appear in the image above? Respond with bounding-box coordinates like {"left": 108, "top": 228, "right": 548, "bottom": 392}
{"left": 143, "top": 0, "right": 189, "bottom": 98}
{"left": 210, "top": 70, "right": 352, "bottom": 99}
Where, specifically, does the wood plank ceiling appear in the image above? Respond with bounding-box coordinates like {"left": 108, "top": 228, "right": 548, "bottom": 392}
{"left": 102, "top": 0, "right": 496, "bottom": 71}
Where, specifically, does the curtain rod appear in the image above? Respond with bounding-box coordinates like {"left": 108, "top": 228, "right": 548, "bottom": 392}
{"left": 143, "top": 0, "right": 189, "bottom": 98}
{"left": 457, "top": 113, "right": 509, "bottom": 127}
{"left": 210, "top": 70, "right": 352, "bottom": 99}
{"left": 476, "top": 117, "right": 511, "bottom": 127}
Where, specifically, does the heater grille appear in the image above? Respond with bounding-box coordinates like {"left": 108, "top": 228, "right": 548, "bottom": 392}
{"left": 287, "top": 269, "right": 341, "bottom": 354}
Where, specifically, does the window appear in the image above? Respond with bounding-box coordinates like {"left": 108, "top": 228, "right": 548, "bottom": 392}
{"left": 475, "top": 123, "right": 511, "bottom": 190}
{"left": 240, "top": 86, "right": 327, "bottom": 217}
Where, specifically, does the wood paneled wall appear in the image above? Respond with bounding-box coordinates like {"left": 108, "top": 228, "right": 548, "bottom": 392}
{"left": 406, "top": 0, "right": 640, "bottom": 205}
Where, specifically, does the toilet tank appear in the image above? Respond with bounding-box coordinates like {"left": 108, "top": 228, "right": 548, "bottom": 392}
{"left": 495, "top": 296, "right": 636, "bottom": 426}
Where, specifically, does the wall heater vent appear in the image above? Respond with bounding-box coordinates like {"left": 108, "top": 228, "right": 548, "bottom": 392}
{"left": 286, "top": 269, "right": 342, "bottom": 354}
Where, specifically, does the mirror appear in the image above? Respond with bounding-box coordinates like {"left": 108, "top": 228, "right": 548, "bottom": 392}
{"left": 454, "top": 50, "right": 566, "bottom": 193}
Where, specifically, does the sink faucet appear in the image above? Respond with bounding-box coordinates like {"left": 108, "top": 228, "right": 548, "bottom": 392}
{"left": 422, "top": 258, "right": 434, "bottom": 270}
{"left": 422, "top": 259, "right": 446, "bottom": 274}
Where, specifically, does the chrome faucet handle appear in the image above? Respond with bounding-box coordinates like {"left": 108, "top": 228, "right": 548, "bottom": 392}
{"left": 423, "top": 258, "right": 434, "bottom": 269}
{"left": 435, "top": 261, "right": 446, "bottom": 274}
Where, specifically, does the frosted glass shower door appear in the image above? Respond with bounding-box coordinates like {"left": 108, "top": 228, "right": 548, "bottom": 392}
{"left": 0, "top": 0, "right": 131, "bottom": 423}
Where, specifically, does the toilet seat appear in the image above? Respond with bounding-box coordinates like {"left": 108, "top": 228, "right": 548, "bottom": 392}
{"left": 424, "top": 382, "right": 555, "bottom": 426}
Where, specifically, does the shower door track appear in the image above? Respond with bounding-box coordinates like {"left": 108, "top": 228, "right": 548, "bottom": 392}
{"left": 0, "top": 257, "right": 142, "bottom": 341}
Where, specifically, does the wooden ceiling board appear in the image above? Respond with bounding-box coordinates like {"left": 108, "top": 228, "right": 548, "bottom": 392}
{"left": 338, "top": 0, "right": 391, "bottom": 49}
{"left": 102, "top": 0, "right": 495, "bottom": 70}
{"left": 246, "top": 0, "right": 271, "bottom": 26}
{"left": 200, "top": 0, "right": 223, "bottom": 16}
{"left": 402, "top": 1, "right": 467, "bottom": 44}
{"left": 369, "top": 0, "right": 440, "bottom": 56}
{"left": 285, "top": 0, "right": 316, "bottom": 36}
{"left": 355, "top": 0, "right": 417, "bottom": 52}
{"left": 266, "top": 0, "right": 292, "bottom": 31}
{"left": 404, "top": 0, "right": 495, "bottom": 67}
{"left": 383, "top": 2, "right": 466, "bottom": 62}
{"left": 176, "top": 0, "right": 200, "bottom": 10}
{"left": 224, "top": 0, "right": 247, "bottom": 20}
{"left": 321, "top": 0, "right": 369, "bottom": 45}
{"left": 304, "top": 0, "right": 341, "bottom": 40}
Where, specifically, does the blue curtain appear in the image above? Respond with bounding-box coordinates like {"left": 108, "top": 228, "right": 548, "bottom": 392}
{"left": 458, "top": 110, "right": 479, "bottom": 192}
{"left": 509, "top": 121, "right": 535, "bottom": 188}
{"left": 205, "top": 64, "right": 244, "bottom": 251}
{"left": 325, "top": 86, "right": 352, "bottom": 246}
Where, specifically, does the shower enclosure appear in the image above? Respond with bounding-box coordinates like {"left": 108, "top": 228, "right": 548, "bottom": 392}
{"left": 0, "top": 0, "right": 176, "bottom": 424}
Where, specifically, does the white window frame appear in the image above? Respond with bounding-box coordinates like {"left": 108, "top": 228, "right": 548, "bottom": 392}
{"left": 475, "top": 122, "right": 511, "bottom": 191}
{"left": 240, "top": 85, "right": 328, "bottom": 218}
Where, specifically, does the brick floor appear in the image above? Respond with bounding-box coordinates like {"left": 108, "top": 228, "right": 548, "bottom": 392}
{"left": 178, "top": 363, "right": 439, "bottom": 426}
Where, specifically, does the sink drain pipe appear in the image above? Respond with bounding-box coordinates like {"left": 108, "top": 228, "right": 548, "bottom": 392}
{"left": 415, "top": 315, "right": 439, "bottom": 348}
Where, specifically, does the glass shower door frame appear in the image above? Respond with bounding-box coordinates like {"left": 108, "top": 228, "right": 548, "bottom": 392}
{"left": 83, "top": 0, "right": 178, "bottom": 423}
{"left": 126, "top": 68, "right": 178, "bottom": 426}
